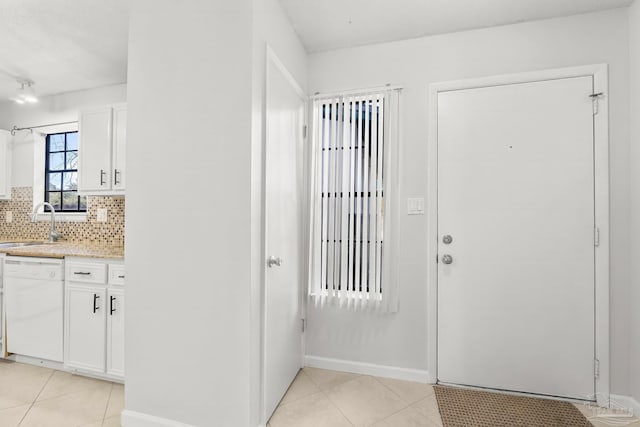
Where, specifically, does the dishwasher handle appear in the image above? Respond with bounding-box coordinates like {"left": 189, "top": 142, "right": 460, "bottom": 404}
{"left": 93, "top": 294, "right": 100, "bottom": 313}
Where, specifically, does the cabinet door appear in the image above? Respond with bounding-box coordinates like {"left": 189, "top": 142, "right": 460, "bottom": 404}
{"left": 65, "top": 284, "right": 107, "bottom": 373}
{"left": 106, "top": 288, "right": 124, "bottom": 378}
{"left": 78, "top": 107, "right": 112, "bottom": 192}
{"left": 112, "top": 105, "right": 127, "bottom": 192}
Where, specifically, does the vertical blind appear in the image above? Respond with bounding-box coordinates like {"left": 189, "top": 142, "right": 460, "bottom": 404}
{"left": 308, "top": 89, "right": 400, "bottom": 312}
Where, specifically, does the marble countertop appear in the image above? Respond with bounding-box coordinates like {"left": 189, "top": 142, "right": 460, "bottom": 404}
{"left": 0, "top": 240, "right": 124, "bottom": 259}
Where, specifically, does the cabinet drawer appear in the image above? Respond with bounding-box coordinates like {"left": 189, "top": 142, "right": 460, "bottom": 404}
{"left": 66, "top": 262, "right": 107, "bottom": 284}
{"left": 108, "top": 264, "right": 125, "bottom": 285}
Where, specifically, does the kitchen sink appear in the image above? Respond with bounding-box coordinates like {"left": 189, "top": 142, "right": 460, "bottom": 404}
{"left": 0, "top": 241, "right": 47, "bottom": 249}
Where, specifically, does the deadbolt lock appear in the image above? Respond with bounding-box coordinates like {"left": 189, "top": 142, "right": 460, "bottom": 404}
{"left": 442, "top": 235, "right": 453, "bottom": 244}
{"left": 267, "top": 256, "right": 283, "bottom": 268}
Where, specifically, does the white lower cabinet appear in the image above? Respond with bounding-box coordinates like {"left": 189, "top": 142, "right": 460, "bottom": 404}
{"left": 106, "top": 288, "right": 124, "bottom": 377}
{"left": 65, "top": 284, "right": 107, "bottom": 373}
{"left": 0, "top": 254, "right": 5, "bottom": 358}
{"left": 64, "top": 258, "right": 124, "bottom": 380}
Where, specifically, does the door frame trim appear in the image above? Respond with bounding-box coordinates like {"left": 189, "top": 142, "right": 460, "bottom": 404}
{"left": 426, "top": 64, "right": 610, "bottom": 406}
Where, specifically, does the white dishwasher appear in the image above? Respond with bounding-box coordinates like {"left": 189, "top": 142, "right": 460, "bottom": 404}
{"left": 4, "top": 257, "right": 64, "bottom": 362}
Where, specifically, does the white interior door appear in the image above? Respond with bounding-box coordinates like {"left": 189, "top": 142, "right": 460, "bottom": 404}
{"left": 437, "top": 76, "right": 596, "bottom": 400}
{"left": 264, "top": 54, "right": 305, "bottom": 419}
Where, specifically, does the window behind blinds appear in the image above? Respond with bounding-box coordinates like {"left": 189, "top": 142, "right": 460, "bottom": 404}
{"left": 309, "top": 92, "right": 390, "bottom": 307}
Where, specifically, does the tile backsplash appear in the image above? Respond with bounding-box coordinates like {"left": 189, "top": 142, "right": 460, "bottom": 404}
{"left": 0, "top": 187, "right": 124, "bottom": 246}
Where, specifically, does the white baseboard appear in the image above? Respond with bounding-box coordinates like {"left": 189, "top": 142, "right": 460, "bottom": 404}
{"left": 610, "top": 394, "right": 640, "bottom": 417}
{"left": 8, "top": 354, "right": 124, "bottom": 384}
{"left": 121, "top": 410, "right": 195, "bottom": 427}
{"left": 304, "top": 355, "right": 430, "bottom": 383}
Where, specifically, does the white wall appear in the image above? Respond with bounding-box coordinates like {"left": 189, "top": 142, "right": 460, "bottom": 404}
{"left": 628, "top": 0, "right": 640, "bottom": 405}
{"left": 125, "top": 0, "right": 306, "bottom": 426}
{"left": 306, "top": 8, "right": 632, "bottom": 395}
{"left": 125, "top": 1, "right": 253, "bottom": 426}
{"left": 0, "top": 84, "right": 126, "bottom": 187}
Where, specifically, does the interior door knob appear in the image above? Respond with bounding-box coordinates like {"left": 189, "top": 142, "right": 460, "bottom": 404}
{"left": 267, "top": 256, "right": 283, "bottom": 268}
{"left": 442, "top": 254, "right": 453, "bottom": 265}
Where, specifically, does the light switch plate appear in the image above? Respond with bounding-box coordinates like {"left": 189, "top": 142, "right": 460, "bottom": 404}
{"left": 5, "top": 211, "right": 12, "bottom": 223}
{"left": 407, "top": 198, "right": 425, "bottom": 215}
{"left": 96, "top": 208, "right": 108, "bottom": 223}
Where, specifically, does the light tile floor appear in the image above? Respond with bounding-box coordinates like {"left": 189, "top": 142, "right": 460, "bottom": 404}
{"left": 2, "top": 360, "right": 638, "bottom": 427}
{"left": 268, "top": 367, "right": 444, "bottom": 427}
{"left": 270, "top": 367, "right": 640, "bottom": 427}
{"left": 0, "top": 359, "right": 123, "bottom": 427}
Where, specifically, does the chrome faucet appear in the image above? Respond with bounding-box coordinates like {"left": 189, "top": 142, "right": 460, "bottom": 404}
{"left": 31, "top": 202, "right": 61, "bottom": 242}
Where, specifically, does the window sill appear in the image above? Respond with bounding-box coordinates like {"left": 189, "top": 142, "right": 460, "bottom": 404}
{"left": 309, "top": 291, "right": 382, "bottom": 300}
{"left": 34, "top": 213, "right": 87, "bottom": 222}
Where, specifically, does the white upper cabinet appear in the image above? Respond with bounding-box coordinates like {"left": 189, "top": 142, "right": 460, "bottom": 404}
{"left": 0, "top": 130, "right": 12, "bottom": 200}
{"left": 112, "top": 104, "right": 127, "bottom": 191}
{"left": 78, "top": 103, "right": 126, "bottom": 195}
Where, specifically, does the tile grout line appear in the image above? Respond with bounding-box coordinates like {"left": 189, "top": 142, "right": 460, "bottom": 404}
{"left": 306, "top": 369, "right": 409, "bottom": 426}
{"left": 17, "top": 369, "right": 55, "bottom": 427}
{"left": 349, "top": 376, "right": 411, "bottom": 427}
{"left": 301, "top": 368, "right": 357, "bottom": 426}
{"left": 370, "top": 375, "right": 445, "bottom": 424}
{"left": 272, "top": 369, "right": 304, "bottom": 410}
{"left": 276, "top": 369, "right": 365, "bottom": 409}
{"left": 275, "top": 370, "right": 319, "bottom": 408}
{"left": 370, "top": 375, "right": 412, "bottom": 405}
{"left": 101, "top": 382, "right": 115, "bottom": 425}
{"left": 320, "top": 387, "right": 355, "bottom": 427}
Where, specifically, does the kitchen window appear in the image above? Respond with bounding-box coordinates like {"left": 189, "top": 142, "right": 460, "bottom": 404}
{"left": 308, "top": 88, "right": 400, "bottom": 312}
{"left": 44, "top": 131, "right": 87, "bottom": 212}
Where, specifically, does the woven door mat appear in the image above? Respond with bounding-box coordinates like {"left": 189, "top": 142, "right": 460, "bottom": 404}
{"left": 434, "top": 385, "right": 593, "bottom": 427}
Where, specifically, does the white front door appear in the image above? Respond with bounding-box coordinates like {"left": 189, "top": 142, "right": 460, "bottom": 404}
{"left": 437, "top": 76, "right": 596, "bottom": 400}
{"left": 264, "top": 53, "right": 305, "bottom": 420}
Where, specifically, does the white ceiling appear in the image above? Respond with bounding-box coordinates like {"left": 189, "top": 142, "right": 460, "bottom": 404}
{"left": 0, "top": 0, "right": 634, "bottom": 101}
{"left": 0, "top": 0, "right": 129, "bottom": 103}
{"left": 279, "top": 0, "right": 634, "bottom": 53}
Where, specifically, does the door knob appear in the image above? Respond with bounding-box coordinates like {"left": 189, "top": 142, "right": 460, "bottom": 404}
{"left": 267, "top": 256, "right": 283, "bottom": 268}
{"left": 442, "top": 254, "right": 453, "bottom": 265}
{"left": 442, "top": 235, "right": 453, "bottom": 244}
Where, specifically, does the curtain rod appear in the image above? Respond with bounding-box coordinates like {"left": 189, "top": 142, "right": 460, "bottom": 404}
{"left": 11, "top": 120, "right": 78, "bottom": 136}
{"left": 310, "top": 84, "right": 403, "bottom": 100}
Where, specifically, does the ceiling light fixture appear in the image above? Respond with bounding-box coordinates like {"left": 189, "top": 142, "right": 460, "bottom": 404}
{"left": 10, "top": 79, "right": 38, "bottom": 104}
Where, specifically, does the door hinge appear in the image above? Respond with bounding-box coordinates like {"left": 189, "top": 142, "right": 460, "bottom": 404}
{"left": 590, "top": 92, "right": 604, "bottom": 115}
{"left": 302, "top": 318, "right": 307, "bottom": 333}
{"left": 594, "top": 227, "right": 600, "bottom": 247}
{"left": 594, "top": 358, "right": 600, "bottom": 380}
{"left": 303, "top": 125, "right": 308, "bottom": 138}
